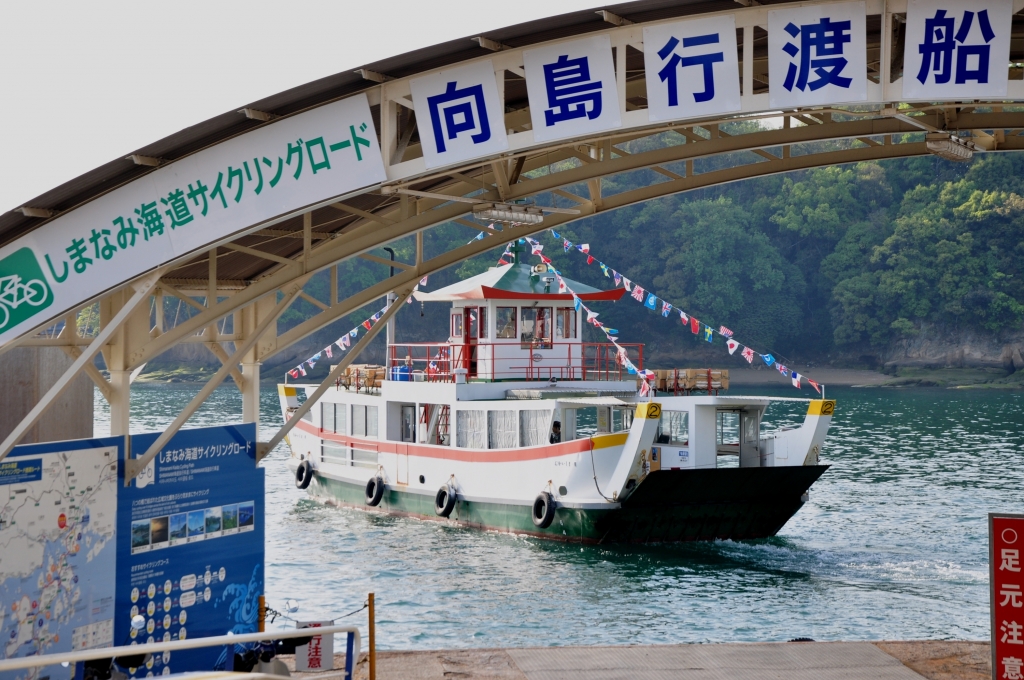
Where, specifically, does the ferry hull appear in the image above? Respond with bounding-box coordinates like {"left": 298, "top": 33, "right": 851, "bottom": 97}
{"left": 303, "top": 465, "right": 828, "bottom": 544}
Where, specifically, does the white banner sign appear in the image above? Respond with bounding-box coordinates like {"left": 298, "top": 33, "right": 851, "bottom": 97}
{"left": 768, "top": 1, "right": 867, "bottom": 108}
{"left": 523, "top": 35, "right": 621, "bottom": 143}
{"left": 643, "top": 15, "right": 741, "bottom": 122}
{"left": 903, "top": 0, "right": 1012, "bottom": 100}
{"left": 0, "top": 95, "right": 386, "bottom": 346}
{"left": 410, "top": 60, "right": 509, "bottom": 169}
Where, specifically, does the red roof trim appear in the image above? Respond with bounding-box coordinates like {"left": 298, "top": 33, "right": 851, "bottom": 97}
{"left": 479, "top": 286, "right": 626, "bottom": 301}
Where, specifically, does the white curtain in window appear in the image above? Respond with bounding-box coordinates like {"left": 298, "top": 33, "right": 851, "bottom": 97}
{"left": 367, "top": 406, "right": 379, "bottom": 438}
{"left": 488, "top": 410, "right": 517, "bottom": 449}
{"left": 457, "top": 410, "right": 486, "bottom": 449}
{"left": 519, "top": 410, "right": 551, "bottom": 447}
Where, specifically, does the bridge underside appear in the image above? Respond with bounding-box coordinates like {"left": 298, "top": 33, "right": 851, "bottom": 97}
{"left": 3, "top": 0, "right": 1024, "bottom": 476}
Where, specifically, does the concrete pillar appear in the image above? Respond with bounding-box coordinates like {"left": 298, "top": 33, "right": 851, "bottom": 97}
{"left": 242, "top": 362, "right": 260, "bottom": 429}
{"left": 0, "top": 347, "right": 94, "bottom": 445}
{"left": 108, "top": 370, "right": 131, "bottom": 436}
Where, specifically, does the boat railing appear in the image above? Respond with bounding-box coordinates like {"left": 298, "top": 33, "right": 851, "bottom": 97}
{"left": 386, "top": 341, "right": 644, "bottom": 382}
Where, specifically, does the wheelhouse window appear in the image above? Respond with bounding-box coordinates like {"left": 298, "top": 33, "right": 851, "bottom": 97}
{"left": 496, "top": 307, "right": 516, "bottom": 339}
{"left": 555, "top": 307, "right": 576, "bottom": 340}
{"left": 451, "top": 313, "right": 463, "bottom": 338}
{"left": 467, "top": 307, "right": 486, "bottom": 339}
{"left": 520, "top": 307, "right": 552, "bottom": 349}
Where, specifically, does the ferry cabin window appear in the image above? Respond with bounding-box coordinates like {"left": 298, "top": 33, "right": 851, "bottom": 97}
{"left": 451, "top": 313, "right": 463, "bottom": 338}
{"left": 352, "top": 405, "right": 379, "bottom": 438}
{"left": 488, "top": 410, "right": 517, "bottom": 449}
{"left": 657, "top": 411, "right": 688, "bottom": 445}
{"left": 612, "top": 407, "right": 633, "bottom": 433}
{"left": 496, "top": 307, "right": 516, "bottom": 339}
{"left": 519, "top": 410, "right": 551, "bottom": 447}
{"left": 555, "top": 307, "right": 576, "bottom": 340}
{"left": 321, "top": 403, "right": 335, "bottom": 432}
{"left": 456, "top": 410, "right": 486, "bottom": 448}
{"left": 401, "top": 405, "right": 415, "bottom": 443}
{"left": 336, "top": 405, "right": 347, "bottom": 434}
{"left": 367, "top": 405, "right": 378, "bottom": 437}
{"left": 520, "top": 307, "right": 552, "bottom": 349}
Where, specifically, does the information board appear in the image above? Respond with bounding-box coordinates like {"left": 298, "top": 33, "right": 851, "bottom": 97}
{"left": 115, "top": 424, "right": 264, "bottom": 677}
{"left": 0, "top": 437, "right": 121, "bottom": 680}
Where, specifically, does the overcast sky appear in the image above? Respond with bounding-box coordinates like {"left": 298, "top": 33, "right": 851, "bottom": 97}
{"left": 0, "top": 0, "right": 601, "bottom": 212}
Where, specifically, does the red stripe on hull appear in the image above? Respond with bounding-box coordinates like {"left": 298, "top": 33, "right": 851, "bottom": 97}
{"left": 293, "top": 418, "right": 592, "bottom": 462}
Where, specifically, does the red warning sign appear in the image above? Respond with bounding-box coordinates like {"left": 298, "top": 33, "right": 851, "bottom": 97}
{"left": 991, "top": 514, "right": 1024, "bottom": 680}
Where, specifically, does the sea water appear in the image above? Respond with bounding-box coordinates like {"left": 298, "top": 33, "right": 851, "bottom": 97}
{"left": 95, "top": 385, "right": 1022, "bottom": 647}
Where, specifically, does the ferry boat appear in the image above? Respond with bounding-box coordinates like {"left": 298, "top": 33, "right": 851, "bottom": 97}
{"left": 280, "top": 254, "right": 834, "bottom": 543}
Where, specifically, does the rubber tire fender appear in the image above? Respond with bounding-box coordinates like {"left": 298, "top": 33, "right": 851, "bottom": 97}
{"left": 434, "top": 485, "right": 457, "bottom": 518}
{"left": 295, "top": 460, "right": 314, "bottom": 490}
{"left": 532, "top": 492, "right": 556, "bottom": 529}
{"left": 365, "top": 476, "right": 385, "bottom": 507}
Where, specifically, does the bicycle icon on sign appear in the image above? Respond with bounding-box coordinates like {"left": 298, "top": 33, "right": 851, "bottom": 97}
{"left": 0, "top": 274, "right": 49, "bottom": 330}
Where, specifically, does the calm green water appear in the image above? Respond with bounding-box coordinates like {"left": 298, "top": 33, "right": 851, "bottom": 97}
{"left": 95, "top": 385, "right": 1023, "bottom": 647}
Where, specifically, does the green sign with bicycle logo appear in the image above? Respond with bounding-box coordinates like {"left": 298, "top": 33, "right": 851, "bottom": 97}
{"left": 0, "top": 248, "right": 53, "bottom": 333}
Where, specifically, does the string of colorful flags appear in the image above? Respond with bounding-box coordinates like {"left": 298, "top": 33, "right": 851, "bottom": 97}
{"left": 286, "top": 275, "right": 430, "bottom": 379}
{"left": 529, "top": 231, "right": 823, "bottom": 393}
{"left": 514, "top": 237, "right": 659, "bottom": 395}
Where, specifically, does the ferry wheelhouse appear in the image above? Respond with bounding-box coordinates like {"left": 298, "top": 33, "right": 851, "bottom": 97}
{"left": 281, "top": 255, "right": 833, "bottom": 543}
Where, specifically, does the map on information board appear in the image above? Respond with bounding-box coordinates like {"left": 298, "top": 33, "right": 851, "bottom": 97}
{"left": 0, "top": 438, "right": 121, "bottom": 680}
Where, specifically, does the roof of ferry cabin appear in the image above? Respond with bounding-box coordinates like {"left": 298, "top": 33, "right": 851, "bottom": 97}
{"left": 414, "top": 262, "right": 626, "bottom": 302}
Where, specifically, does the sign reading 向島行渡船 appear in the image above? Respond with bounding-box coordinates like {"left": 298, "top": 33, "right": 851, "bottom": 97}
{"left": 410, "top": 60, "right": 509, "bottom": 170}
{"left": 522, "top": 35, "right": 621, "bottom": 143}
{"left": 0, "top": 94, "right": 386, "bottom": 347}
{"left": 642, "top": 15, "right": 742, "bottom": 122}
{"left": 903, "top": 0, "right": 1013, "bottom": 101}
{"left": 992, "top": 514, "right": 1024, "bottom": 680}
{"left": 767, "top": 1, "right": 867, "bottom": 109}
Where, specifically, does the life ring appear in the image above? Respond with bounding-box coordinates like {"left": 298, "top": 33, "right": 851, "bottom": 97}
{"left": 532, "top": 492, "right": 556, "bottom": 529}
{"left": 294, "top": 460, "right": 314, "bottom": 490}
{"left": 365, "top": 476, "right": 385, "bottom": 507}
{"left": 434, "top": 485, "right": 457, "bottom": 518}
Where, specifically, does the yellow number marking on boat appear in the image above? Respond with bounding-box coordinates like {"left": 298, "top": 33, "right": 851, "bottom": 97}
{"left": 807, "top": 400, "right": 836, "bottom": 416}
{"left": 637, "top": 402, "right": 661, "bottom": 419}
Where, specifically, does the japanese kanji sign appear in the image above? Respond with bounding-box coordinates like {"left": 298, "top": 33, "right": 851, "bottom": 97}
{"left": 903, "top": 0, "right": 1013, "bottom": 100}
{"left": 767, "top": 1, "right": 867, "bottom": 108}
{"left": 643, "top": 15, "right": 742, "bottom": 122}
{"left": 0, "top": 95, "right": 386, "bottom": 346}
{"left": 992, "top": 514, "right": 1024, "bottom": 680}
{"left": 523, "top": 35, "right": 622, "bottom": 143}
{"left": 410, "top": 60, "right": 509, "bottom": 169}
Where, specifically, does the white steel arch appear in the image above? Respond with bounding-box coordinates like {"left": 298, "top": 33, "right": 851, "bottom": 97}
{"left": 2, "top": 0, "right": 1023, "bottom": 471}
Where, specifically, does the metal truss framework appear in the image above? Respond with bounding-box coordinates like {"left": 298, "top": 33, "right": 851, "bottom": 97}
{"left": 5, "top": 0, "right": 1024, "bottom": 473}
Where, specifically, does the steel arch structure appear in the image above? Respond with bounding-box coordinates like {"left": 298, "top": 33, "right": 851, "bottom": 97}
{"left": 2, "top": 0, "right": 1024, "bottom": 472}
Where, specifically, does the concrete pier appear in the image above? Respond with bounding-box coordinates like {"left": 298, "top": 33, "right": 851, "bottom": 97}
{"left": 285, "top": 640, "right": 989, "bottom": 680}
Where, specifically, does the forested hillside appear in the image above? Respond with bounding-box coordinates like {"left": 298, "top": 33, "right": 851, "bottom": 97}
{"left": 149, "top": 148, "right": 1024, "bottom": 378}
